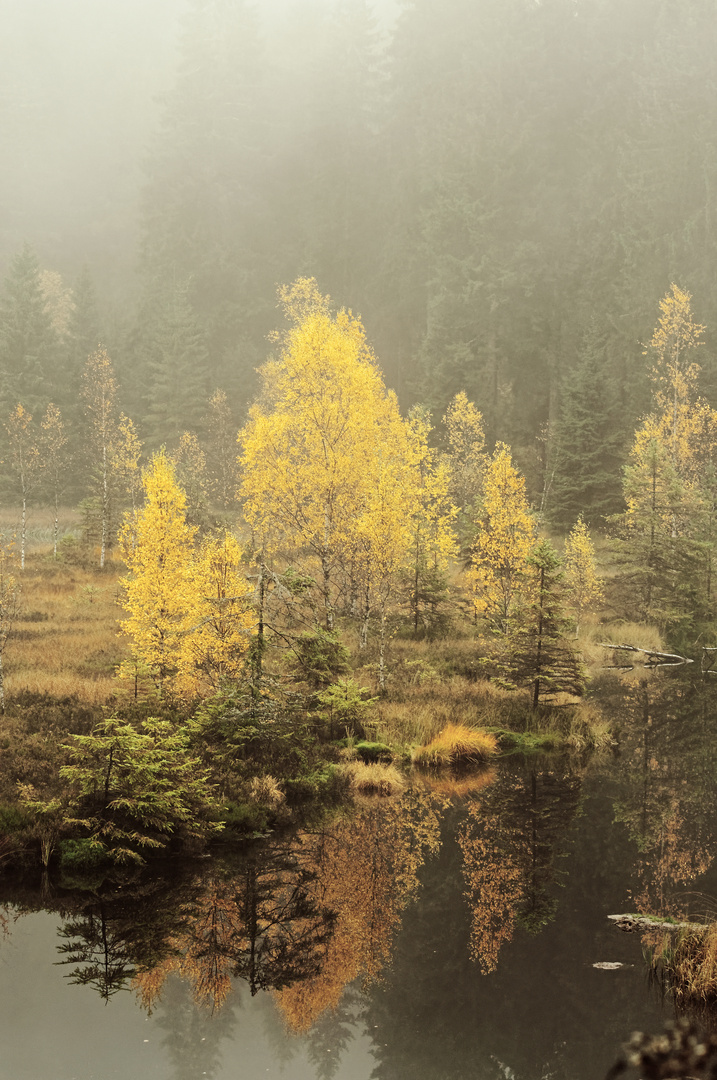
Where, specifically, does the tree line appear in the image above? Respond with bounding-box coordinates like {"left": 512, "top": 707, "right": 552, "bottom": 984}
{"left": 1, "top": 271, "right": 714, "bottom": 712}
{"left": 5, "top": 0, "right": 717, "bottom": 522}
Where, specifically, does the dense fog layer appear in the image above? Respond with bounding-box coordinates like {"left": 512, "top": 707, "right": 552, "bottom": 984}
{"left": 2, "top": 0, "right": 716, "bottom": 520}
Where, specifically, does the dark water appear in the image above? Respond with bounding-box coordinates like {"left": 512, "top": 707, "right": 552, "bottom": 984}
{"left": 2, "top": 670, "right": 717, "bottom": 1080}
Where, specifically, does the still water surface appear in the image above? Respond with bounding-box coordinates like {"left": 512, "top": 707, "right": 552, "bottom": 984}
{"left": 2, "top": 671, "right": 716, "bottom": 1080}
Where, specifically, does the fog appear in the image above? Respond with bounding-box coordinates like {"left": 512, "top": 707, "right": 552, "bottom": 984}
{"left": 1, "top": 0, "right": 715, "bottom": 515}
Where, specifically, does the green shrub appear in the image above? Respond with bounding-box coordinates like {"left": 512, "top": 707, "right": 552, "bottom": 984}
{"left": 284, "top": 765, "right": 346, "bottom": 804}
{"left": 354, "top": 741, "right": 393, "bottom": 763}
{"left": 0, "top": 804, "right": 31, "bottom": 833}
{"left": 291, "top": 631, "right": 350, "bottom": 688}
{"left": 315, "top": 677, "right": 377, "bottom": 738}
{"left": 59, "top": 838, "right": 109, "bottom": 871}
{"left": 220, "top": 802, "right": 271, "bottom": 835}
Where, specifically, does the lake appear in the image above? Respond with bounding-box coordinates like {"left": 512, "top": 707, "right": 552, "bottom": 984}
{"left": 2, "top": 668, "right": 715, "bottom": 1079}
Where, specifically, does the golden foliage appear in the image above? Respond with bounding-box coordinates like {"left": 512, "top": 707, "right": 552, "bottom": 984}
{"left": 239, "top": 279, "right": 445, "bottom": 647}
{"left": 274, "top": 786, "right": 444, "bottom": 1033}
{"left": 459, "top": 796, "right": 528, "bottom": 973}
{"left": 467, "top": 443, "right": 535, "bottom": 633}
{"left": 120, "top": 454, "right": 252, "bottom": 696}
{"left": 564, "top": 517, "right": 603, "bottom": 634}
{"left": 119, "top": 451, "right": 197, "bottom": 694}
{"left": 443, "top": 391, "right": 487, "bottom": 513}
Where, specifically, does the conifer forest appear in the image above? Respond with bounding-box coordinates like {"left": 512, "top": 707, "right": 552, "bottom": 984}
{"left": 4, "top": 3, "right": 717, "bottom": 1078}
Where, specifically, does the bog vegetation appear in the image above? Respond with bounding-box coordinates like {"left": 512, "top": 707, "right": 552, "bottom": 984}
{"left": 0, "top": 274, "right": 714, "bottom": 874}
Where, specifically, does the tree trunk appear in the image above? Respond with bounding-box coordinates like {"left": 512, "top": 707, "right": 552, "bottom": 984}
{"left": 20, "top": 491, "right": 26, "bottom": 571}
{"left": 100, "top": 441, "right": 107, "bottom": 569}
{"left": 378, "top": 605, "right": 387, "bottom": 693}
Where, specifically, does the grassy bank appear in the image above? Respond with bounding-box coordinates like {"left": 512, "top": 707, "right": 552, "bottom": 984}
{"left": 0, "top": 552, "right": 621, "bottom": 873}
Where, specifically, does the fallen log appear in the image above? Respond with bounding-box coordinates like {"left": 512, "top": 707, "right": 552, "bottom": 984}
{"left": 598, "top": 643, "right": 694, "bottom": 665}
{"left": 608, "top": 913, "right": 706, "bottom": 933}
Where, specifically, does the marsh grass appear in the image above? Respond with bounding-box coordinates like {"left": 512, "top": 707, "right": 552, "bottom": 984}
{"left": 343, "top": 761, "right": 406, "bottom": 796}
{"left": 4, "top": 554, "right": 128, "bottom": 703}
{"left": 412, "top": 722, "right": 499, "bottom": 767}
{"left": 650, "top": 925, "right": 717, "bottom": 1004}
{"left": 374, "top": 671, "right": 529, "bottom": 747}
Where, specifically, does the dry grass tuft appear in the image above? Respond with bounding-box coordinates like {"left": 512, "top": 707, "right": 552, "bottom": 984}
{"left": 343, "top": 761, "right": 406, "bottom": 797}
{"left": 249, "top": 775, "right": 285, "bottom": 808}
{"left": 652, "top": 924, "right": 717, "bottom": 1004}
{"left": 412, "top": 722, "right": 499, "bottom": 768}
{"left": 375, "top": 674, "right": 528, "bottom": 747}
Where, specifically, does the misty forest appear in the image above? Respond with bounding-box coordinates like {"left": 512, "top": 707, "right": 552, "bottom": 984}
{"left": 4, "top": 2, "right": 717, "bottom": 1079}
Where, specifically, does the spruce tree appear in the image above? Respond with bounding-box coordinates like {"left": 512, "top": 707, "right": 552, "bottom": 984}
{"left": 64, "top": 266, "right": 102, "bottom": 426}
{"left": 547, "top": 322, "right": 624, "bottom": 528}
{"left": 0, "top": 244, "right": 59, "bottom": 413}
{"left": 142, "top": 285, "right": 209, "bottom": 449}
{"left": 511, "top": 539, "right": 585, "bottom": 710}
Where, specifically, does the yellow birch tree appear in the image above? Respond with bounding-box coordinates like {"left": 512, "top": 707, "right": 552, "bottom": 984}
{"left": 181, "top": 532, "right": 254, "bottom": 690}
{"left": 41, "top": 403, "right": 69, "bottom": 559}
{"left": 119, "top": 451, "right": 197, "bottom": 695}
{"left": 468, "top": 443, "right": 535, "bottom": 635}
{"left": 645, "top": 283, "right": 704, "bottom": 465}
{"left": 563, "top": 517, "right": 604, "bottom": 636}
{"left": 238, "top": 278, "right": 413, "bottom": 633}
{"left": 443, "top": 391, "right": 487, "bottom": 523}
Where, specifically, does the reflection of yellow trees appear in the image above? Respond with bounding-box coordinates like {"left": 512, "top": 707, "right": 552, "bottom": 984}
{"left": 459, "top": 791, "right": 528, "bottom": 974}
{"left": 133, "top": 885, "right": 237, "bottom": 1012}
{"left": 459, "top": 770, "right": 582, "bottom": 974}
{"left": 275, "top": 786, "right": 445, "bottom": 1033}
{"left": 133, "top": 848, "right": 333, "bottom": 1013}
{"left": 615, "top": 680, "right": 717, "bottom": 923}
{"left": 632, "top": 799, "right": 712, "bottom": 921}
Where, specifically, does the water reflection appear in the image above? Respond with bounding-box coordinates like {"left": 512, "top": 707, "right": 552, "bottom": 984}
{"left": 613, "top": 673, "right": 717, "bottom": 921}
{"left": 4, "top": 678, "right": 717, "bottom": 1078}
{"left": 459, "top": 767, "right": 581, "bottom": 972}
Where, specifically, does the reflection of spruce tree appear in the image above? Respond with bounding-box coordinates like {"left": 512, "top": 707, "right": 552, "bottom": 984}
{"left": 613, "top": 676, "right": 717, "bottom": 918}
{"left": 57, "top": 904, "right": 134, "bottom": 1001}
{"left": 304, "top": 986, "right": 363, "bottom": 1080}
{"left": 56, "top": 876, "right": 199, "bottom": 1001}
{"left": 459, "top": 766, "right": 581, "bottom": 972}
{"left": 230, "top": 847, "right": 334, "bottom": 997}
{"left": 133, "top": 843, "right": 335, "bottom": 1013}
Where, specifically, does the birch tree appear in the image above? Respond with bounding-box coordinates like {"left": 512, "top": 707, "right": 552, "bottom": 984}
{"left": 468, "top": 443, "right": 535, "bottom": 635}
{"left": 81, "top": 347, "right": 119, "bottom": 568}
{"left": 41, "top": 403, "right": 70, "bottom": 559}
{"left": 119, "top": 451, "right": 197, "bottom": 695}
{"left": 239, "top": 278, "right": 412, "bottom": 633}
{"left": 4, "top": 403, "right": 42, "bottom": 569}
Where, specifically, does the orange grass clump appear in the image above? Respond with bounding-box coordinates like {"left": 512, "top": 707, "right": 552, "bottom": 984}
{"left": 344, "top": 761, "right": 406, "bottom": 796}
{"left": 412, "top": 723, "right": 499, "bottom": 768}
